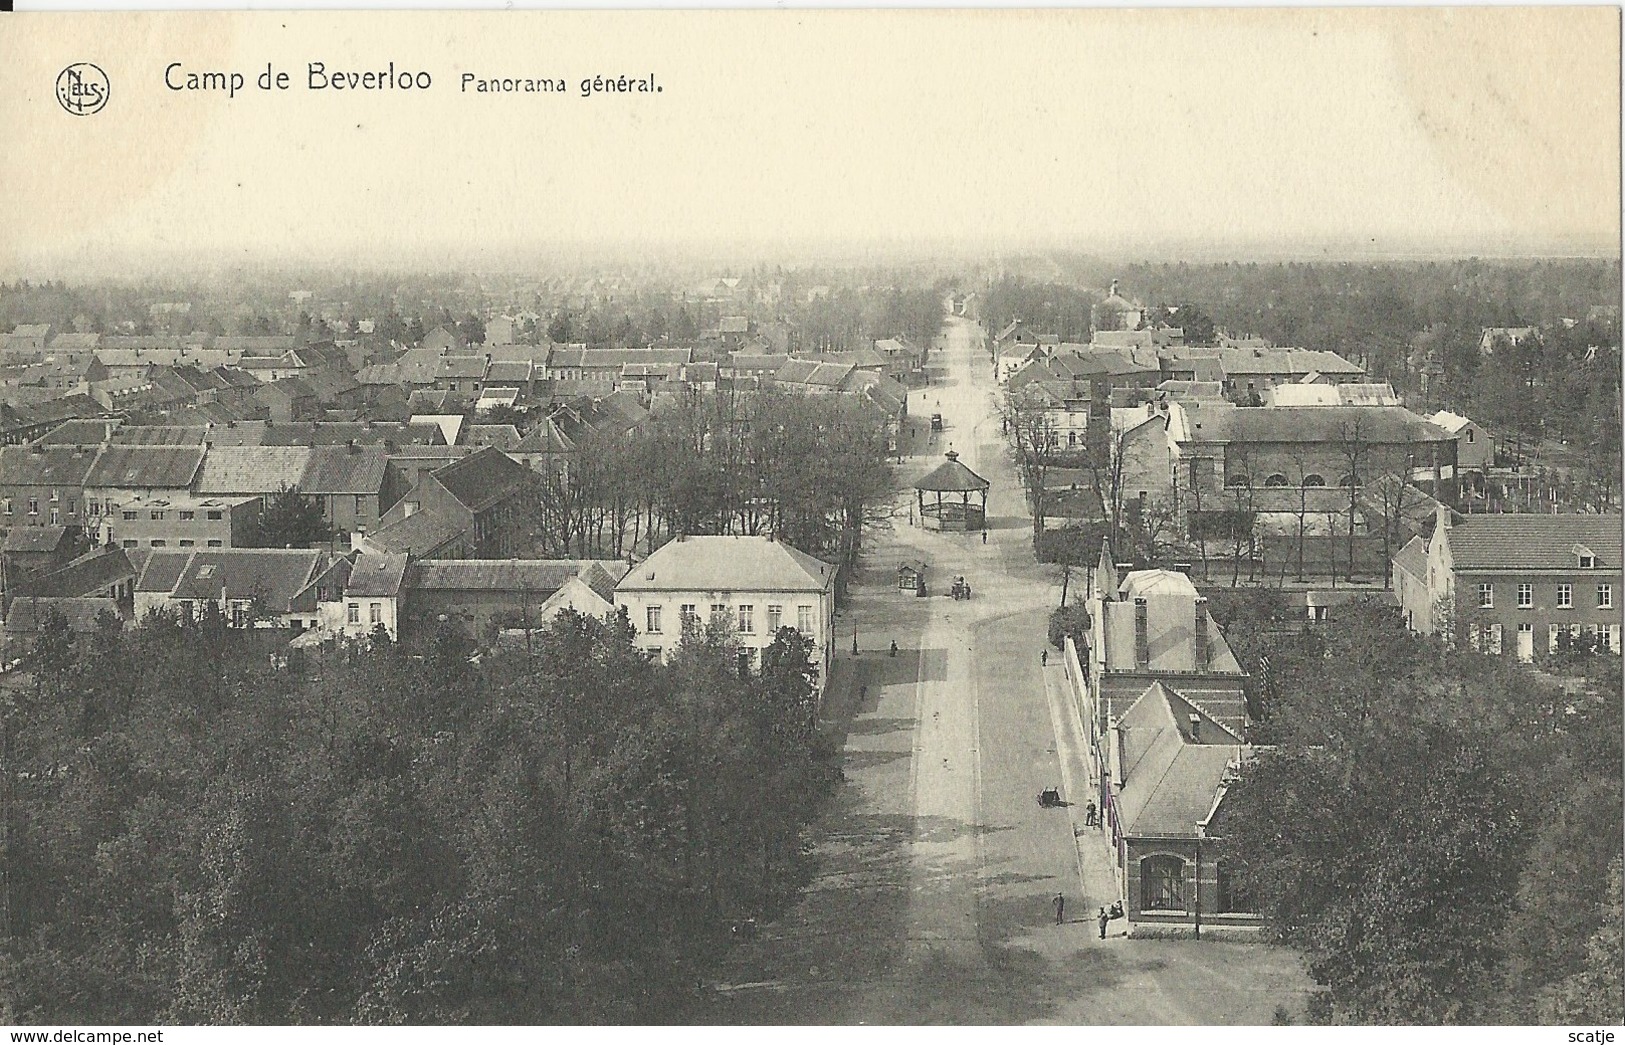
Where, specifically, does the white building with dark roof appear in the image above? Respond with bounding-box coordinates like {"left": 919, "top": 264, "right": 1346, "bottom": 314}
{"left": 614, "top": 534, "right": 837, "bottom": 686}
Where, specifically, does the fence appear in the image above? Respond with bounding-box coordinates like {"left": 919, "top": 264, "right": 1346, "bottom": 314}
{"left": 1188, "top": 534, "right": 1391, "bottom": 585}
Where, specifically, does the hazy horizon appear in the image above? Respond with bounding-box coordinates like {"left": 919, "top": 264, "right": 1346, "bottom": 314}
{"left": 2, "top": 9, "right": 1619, "bottom": 282}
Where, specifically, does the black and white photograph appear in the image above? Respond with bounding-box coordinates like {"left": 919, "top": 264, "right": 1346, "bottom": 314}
{"left": 0, "top": 6, "right": 1619, "bottom": 1030}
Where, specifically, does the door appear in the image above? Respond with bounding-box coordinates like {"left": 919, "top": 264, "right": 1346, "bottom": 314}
{"left": 1516, "top": 623, "right": 1534, "bottom": 662}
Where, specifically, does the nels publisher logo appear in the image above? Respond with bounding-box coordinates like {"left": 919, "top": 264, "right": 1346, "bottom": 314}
{"left": 56, "top": 63, "right": 110, "bottom": 116}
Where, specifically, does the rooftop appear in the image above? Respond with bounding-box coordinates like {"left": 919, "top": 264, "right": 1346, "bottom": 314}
{"left": 1445, "top": 513, "right": 1624, "bottom": 572}
{"left": 616, "top": 534, "right": 835, "bottom": 593}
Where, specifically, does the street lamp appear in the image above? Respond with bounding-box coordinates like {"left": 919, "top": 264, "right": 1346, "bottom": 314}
{"left": 1193, "top": 823, "right": 1203, "bottom": 940}
{"left": 852, "top": 622, "right": 859, "bottom": 656}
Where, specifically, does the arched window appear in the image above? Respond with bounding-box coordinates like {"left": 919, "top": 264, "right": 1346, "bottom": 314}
{"left": 1140, "top": 855, "right": 1185, "bottom": 911}
{"left": 1302, "top": 474, "right": 1325, "bottom": 487}
{"left": 1264, "top": 473, "right": 1289, "bottom": 487}
{"left": 1337, "top": 473, "right": 1359, "bottom": 487}
{"left": 1225, "top": 473, "right": 1250, "bottom": 488}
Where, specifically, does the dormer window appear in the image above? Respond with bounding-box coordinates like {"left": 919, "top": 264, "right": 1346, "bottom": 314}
{"left": 1575, "top": 544, "right": 1597, "bottom": 569}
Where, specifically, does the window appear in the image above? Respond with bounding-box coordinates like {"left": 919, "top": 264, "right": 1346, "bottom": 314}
{"left": 1263, "top": 473, "right": 1288, "bottom": 487}
{"left": 738, "top": 605, "right": 755, "bottom": 634}
{"left": 1466, "top": 428, "right": 1475, "bottom": 443}
{"left": 645, "top": 646, "right": 664, "bottom": 660}
{"left": 347, "top": 604, "right": 359, "bottom": 624}
{"left": 798, "top": 605, "right": 814, "bottom": 633}
{"left": 1215, "top": 861, "right": 1253, "bottom": 914}
{"left": 1301, "top": 474, "right": 1325, "bottom": 487}
{"left": 206, "top": 539, "right": 223, "bottom": 548}
{"left": 121, "top": 539, "right": 136, "bottom": 549}
{"left": 66, "top": 500, "right": 74, "bottom": 514}
{"left": 737, "top": 647, "right": 754, "bottom": 676}
{"left": 710, "top": 602, "right": 728, "bottom": 625}
{"left": 1, "top": 500, "right": 9, "bottom": 516}
{"left": 1478, "top": 583, "right": 1493, "bottom": 609}
{"left": 767, "top": 605, "right": 783, "bottom": 633}
{"left": 1558, "top": 583, "right": 1573, "bottom": 609}
{"left": 1488, "top": 624, "right": 1503, "bottom": 654}
{"left": 1225, "top": 473, "right": 1250, "bottom": 488}
{"left": 646, "top": 605, "right": 663, "bottom": 634}
{"left": 179, "top": 539, "right": 194, "bottom": 547}
{"left": 369, "top": 602, "right": 381, "bottom": 624}
{"left": 179, "top": 511, "right": 195, "bottom": 521}
{"left": 1469, "top": 623, "right": 1481, "bottom": 650}
{"left": 1549, "top": 624, "right": 1562, "bottom": 654}
{"left": 151, "top": 511, "right": 164, "bottom": 521}
{"left": 150, "top": 539, "right": 166, "bottom": 548}
{"left": 121, "top": 511, "right": 136, "bottom": 521}
{"left": 1140, "top": 855, "right": 1185, "bottom": 911}
{"left": 1337, "top": 474, "right": 1358, "bottom": 487}
{"left": 1599, "top": 584, "right": 1612, "bottom": 609}
{"left": 1518, "top": 583, "right": 1533, "bottom": 608}
{"left": 1580, "top": 553, "right": 1596, "bottom": 569}
{"left": 207, "top": 511, "right": 223, "bottom": 521}
{"left": 355, "top": 495, "right": 367, "bottom": 514}
{"left": 87, "top": 500, "right": 99, "bottom": 516}
{"left": 27, "top": 498, "right": 37, "bottom": 515}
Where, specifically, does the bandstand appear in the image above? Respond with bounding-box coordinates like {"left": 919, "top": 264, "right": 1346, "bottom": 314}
{"left": 913, "top": 450, "right": 990, "bottom": 533}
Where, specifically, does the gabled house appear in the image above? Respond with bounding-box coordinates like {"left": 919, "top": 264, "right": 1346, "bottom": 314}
{"left": 1398, "top": 506, "right": 1623, "bottom": 660}
{"left": 134, "top": 547, "right": 330, "bottom": 628}
{"left": 1104, "top": 680, "right": 1256, "bottom": 935}
{"left": 376, "top": 446, "right": 537, "bottom": 559}
{"left": 614, "top": 534, "right": 838, "bottom": 689}
{"left": 1086, "top": 554, "right": 1249, "bottom": 737}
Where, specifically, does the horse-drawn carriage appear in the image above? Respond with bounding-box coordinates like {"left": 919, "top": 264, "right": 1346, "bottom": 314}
{"left": 950, "top": 576, "right": 972, "bottom": 600}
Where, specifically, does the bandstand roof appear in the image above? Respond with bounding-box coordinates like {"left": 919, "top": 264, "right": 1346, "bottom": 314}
{"left": 913, "top": 451, "right": 990, "bottom": 492}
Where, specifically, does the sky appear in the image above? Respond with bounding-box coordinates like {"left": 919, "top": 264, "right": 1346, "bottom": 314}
{"left": 0, "top": 8, "right": 1618, "bottom": 277}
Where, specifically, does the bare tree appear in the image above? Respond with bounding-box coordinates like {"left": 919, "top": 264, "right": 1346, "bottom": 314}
{"left": 1003, "top": 386, "right": 1059, "bottom": 539}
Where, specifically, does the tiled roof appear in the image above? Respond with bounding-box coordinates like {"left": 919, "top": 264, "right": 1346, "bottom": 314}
{"left": 3, "top": 525, "right": 71, "bottom": 553}
{"left": 430, "top": 446, "right": 533, "bottom": 512}
{"left": 465, "top": 425, "right": 521, "bottom": 451}
{"left": 726, "top": 353, "right": 791, "bottom": 372}
{"left": 83, "top": 445, "right": 206, "bottom": 489}
{"left": 1445, "top": 514, "right": 1625, "bottom": 572}
{"left": 135, "top": 550, "right": 192, "bottom": 594}
{"left": 1113, "top": 681, "right": 1246, "bottom": 839}
{"left": 617, "top": 534, "right": 834, "bottom": 593}
{"left": 363, "top": 509, "right": 468, "bottom": 556}
{"left": 1189, "top": 405, "right": 1452, "bottom": 445}
{"left": 110, "top": 425, "right": 209, "bottom": 446}
{"left": 194, "top": 446, "right": 313, "bottom": 495}
{"left": 1218, "top": 347, "right": 1365, "bottom": 376}
{"left": 168, "top": 549, "right": 326, "bottom": 611}
{"left": 406, "top": 558, "right": 595, "bottom": 594}
{"left": 298, "top": 444, "right": 389, "bottom": 495}
{"left": 6, "top": 597, "right": 120, "bottom": 634}
{"left": 513, "top": 418, "right": 574, "bottom": 454}
{"left": 19, "top": 547, "right": 137, "bottom": 599}
{"left": 35, "top": 419, "right": 120, "bottom": 446}
{"left": 437, "top": 355, "right": 489, "bottom": 380}
{"left": 0, "top": 445, "right": 100, "bottom": 486}
{"left": 48, "top": 333, "right": 100, "bottom": 351}
{"left": 344, "top": 551, "right": 409, "bottom": 598}
{"left": 485, "top": 361, "right": 534, "bottom": 384}
{"left": 1429, "top": 410, "right": 1474, "bottom": 434}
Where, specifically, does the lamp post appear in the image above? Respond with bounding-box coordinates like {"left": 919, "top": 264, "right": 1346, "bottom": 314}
{"left": 1193, "top": 824, "right": 1203, "bottom": 940}
{"left": 852, "top": 622, "right": 859, "bottom": 656}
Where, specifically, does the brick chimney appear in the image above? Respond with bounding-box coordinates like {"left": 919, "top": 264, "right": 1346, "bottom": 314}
{"left": 1194, "top": 595, "right": 1209, "bottom": 669}
{"left": 1133, "top": 597, "right": 1149, "bottom": 667}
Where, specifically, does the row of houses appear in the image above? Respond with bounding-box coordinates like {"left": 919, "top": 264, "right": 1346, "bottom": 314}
{"left": 5, "top": 533, "right": 841, "bottom": 690}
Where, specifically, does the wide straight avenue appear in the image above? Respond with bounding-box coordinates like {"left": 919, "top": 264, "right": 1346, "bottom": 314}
{"left": 696, "top": 315, "right": 1313, "bottom": 1024}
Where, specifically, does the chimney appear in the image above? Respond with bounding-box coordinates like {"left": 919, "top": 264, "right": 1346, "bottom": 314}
{"left": 1189, "top": 713, "right": 1201, "bottom": 743}
{"left": 1133, "top": 597, "right": 1149, "bottom": 667}
{"left": 1194, "top": 596, "right": 1209, "bottom": 668}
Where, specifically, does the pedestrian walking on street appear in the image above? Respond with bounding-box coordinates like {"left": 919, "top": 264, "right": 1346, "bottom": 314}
{"left": 889, "top": 640, "right": 898, "bottom": 658}
{"left": 1085, "top": 800, "right": 1097, "bottom": 827}
{"left": 1041, "top": 649, "right": 1048, "bottom": 667}
{"left": 981, "top": 529, "right": 988, "bottom": 545}
{"left": 1098, "top": 907, "right": 1109, "bottom": 939}
{"left": 1053, "top": 893, "right": 1065, "bottom": 925}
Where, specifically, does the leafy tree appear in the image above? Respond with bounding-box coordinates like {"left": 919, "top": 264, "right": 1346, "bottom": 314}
{"left": 249, "top": 486, "right": 334, "bottom": 548}
{"left": 1047, "top": 604, "right": 1091, "bottom": 652}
